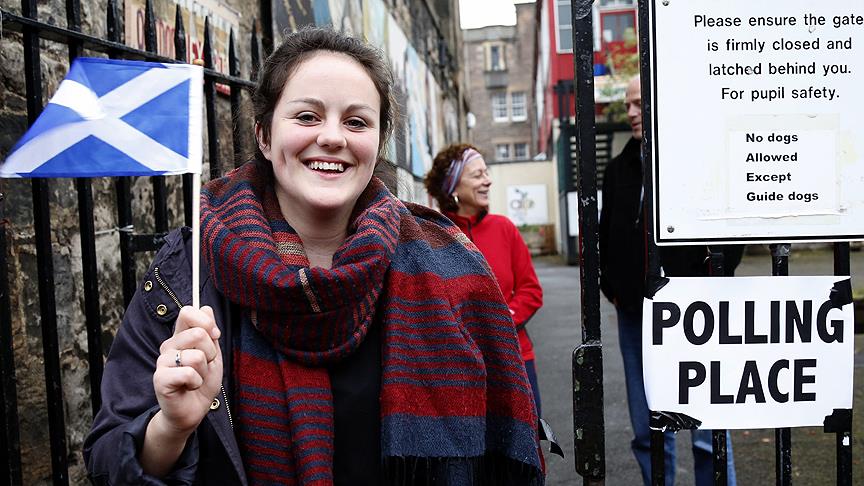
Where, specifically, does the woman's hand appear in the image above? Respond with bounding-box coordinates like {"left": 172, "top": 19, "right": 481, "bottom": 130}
{"left": 153, "top": 305, "right": 223, "bottom": 432}
{"left": 141, "top": 306, "right": 222, "bottom": 477}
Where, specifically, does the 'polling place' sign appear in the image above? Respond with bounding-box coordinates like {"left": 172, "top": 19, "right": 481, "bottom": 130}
{"left": 642, "top": 276, "right": 854, "bottom": 429}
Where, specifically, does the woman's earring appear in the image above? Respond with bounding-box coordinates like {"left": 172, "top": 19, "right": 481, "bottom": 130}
{"left": 452, "top": 194, "right": 460, "bottom": 206}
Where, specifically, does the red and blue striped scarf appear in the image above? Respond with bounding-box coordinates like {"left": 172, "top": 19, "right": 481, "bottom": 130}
{"left": 201, "top": 161, "right": 542, "bottom": 485}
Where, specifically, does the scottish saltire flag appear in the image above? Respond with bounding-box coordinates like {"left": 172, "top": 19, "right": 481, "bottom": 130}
{"left": 0, "top": 58, "right": 202, "bottom": 178}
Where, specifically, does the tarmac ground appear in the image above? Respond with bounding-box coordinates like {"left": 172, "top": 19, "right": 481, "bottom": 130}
{"left": 531, "top": 246, "right": 864, "bottom": 485}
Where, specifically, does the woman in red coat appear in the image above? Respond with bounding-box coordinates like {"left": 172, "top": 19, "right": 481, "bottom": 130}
{"left": 425, "top": 144, "right": 544, "bottom": 415}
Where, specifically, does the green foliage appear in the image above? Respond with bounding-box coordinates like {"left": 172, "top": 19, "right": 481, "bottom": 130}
{"left": 599, "top": 28, "right": 640, "bottom": 123}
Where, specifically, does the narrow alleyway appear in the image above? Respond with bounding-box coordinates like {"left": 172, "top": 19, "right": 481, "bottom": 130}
{"left": 531, "top": 248, "right": 864, "bottom": 485}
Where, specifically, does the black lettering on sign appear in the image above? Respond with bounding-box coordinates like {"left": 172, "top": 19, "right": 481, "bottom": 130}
{"left": 684, "top": 301, "right": 714, "bottom": 345}
{"left": 680, "top": 358, "right": 818, "bottom": 406}
{"left": 794, "top": 359, "right": 817, "bottom": 402}
{"left": 816, "top": 300, "right": 845, "bottom": 343}
{"left": 653, "top": 302, "right": 681, "bottom": 345}
{"left": 679, "top": 361, "right": 706, "bottom": 404}
{"left": 711, "top": 361, "right": 734, "bottom": 404}
{"left": 786, "top": 300, "right": 812, "bottom": 343}
{"left": 736, "top": 360, "right": 767, "bottom": 403}
{"left": 770, "top": 301, "right": 781, "bottom": 343}
{"left": 717, "top": 301, "right": 741, "bottom": 344}
{"left": 768, "top": 360, "right": 790, "bottom": 403}
{"left": 744, "top": 301, "right": 768, "bottom": 343}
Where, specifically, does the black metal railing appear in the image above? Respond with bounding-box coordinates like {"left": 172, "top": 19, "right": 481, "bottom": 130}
{"left": 569, "top": 0, "right": 604, "bottom": 483}
{"left": 0, "top": 0, "right": 264, "bottom": 483}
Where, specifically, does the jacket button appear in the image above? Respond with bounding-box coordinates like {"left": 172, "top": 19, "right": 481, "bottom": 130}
{"left": 155, "top": 304, "right": 168, "bottom": 316}
{"left": 143, "top": 280, "right": 153, "bottom": 292}
{"left": 210, "top": 398, "right": 220, "bottom": 410}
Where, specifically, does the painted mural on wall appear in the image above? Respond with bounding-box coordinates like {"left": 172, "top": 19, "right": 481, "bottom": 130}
{"left": 273, "top": 0, "right": 317, "bottom": 33}
{"left": 375, "top": 0, "right": 436, "bottom": 179}
{"left": 328, "top": 0, "right": 364, "bottom": 35}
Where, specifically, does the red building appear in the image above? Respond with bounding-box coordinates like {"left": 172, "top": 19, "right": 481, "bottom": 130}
{"left": 533, "top": 0, "right": 637, "bottom": 155}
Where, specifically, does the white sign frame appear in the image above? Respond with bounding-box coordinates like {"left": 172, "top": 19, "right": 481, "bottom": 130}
{"left": 642, "top": 276, "right": 854, "bottom": 430}
{"left": 649, "top": 0, "right": 864, "bottom": 244}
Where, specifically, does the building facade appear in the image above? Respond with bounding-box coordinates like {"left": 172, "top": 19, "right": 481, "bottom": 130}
{"left": 534, "top": 0, "right": 637, "bottom": 155}
{"left": 463, "top": 2, "right": 536, "bottom": 163}
{"left": 461, "top": 2, "right": 560, "bottom": 255}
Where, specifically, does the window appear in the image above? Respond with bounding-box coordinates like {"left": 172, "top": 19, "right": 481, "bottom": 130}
{"left": 492, "top": 92, "right": 508, "bottom": 122}
{"left": 486, "top": 43, "right": 506, "bottom": 71}
{"left": 555, "top": 0, "right": 573, "bottom": 52}
{"left": 601, "top": 11, "right": 636, "bottom": 43}
{"left": 514, "top": 143, "right": 528, "bottom": 159}
{"left": 511, "top": 92, "right": 527, "bottom": 121}
{"left": 599, "top": 0, "right": 634, "bottom": 6}
{"left": 496, "top": 144, "right": 511, "bottom": 161}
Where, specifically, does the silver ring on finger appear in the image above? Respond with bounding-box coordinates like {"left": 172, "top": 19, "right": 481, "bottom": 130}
{"left": 174, "top": 349, "right": 183, "bottom": 367}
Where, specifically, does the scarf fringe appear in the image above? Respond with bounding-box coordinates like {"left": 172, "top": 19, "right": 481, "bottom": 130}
{"left": 382, "top": 454, "right": 544, "bottom": 486}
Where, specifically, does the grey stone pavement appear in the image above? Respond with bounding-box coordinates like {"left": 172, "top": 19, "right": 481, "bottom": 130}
{"left": 530, "top": 247, "right": 864, "bottom": 485}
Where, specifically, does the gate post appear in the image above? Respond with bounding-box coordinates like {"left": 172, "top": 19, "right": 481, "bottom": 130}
{"left": 769, "top": 244, "right": 793, "bottom": 486}
{"left": 570, "top": 0, "right": 605, "bottom": 483}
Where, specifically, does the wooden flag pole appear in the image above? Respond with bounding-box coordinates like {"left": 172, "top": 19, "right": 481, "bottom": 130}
{"left": 192, "top": 172, "right": 201, "bottom": 308}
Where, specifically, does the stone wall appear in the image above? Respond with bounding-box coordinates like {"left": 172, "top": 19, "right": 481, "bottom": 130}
{"left": 0, "top": 0, "right": 258, "bottom": 483}
{"left": 1, "top": 1, "right": 468, "bottom": 482}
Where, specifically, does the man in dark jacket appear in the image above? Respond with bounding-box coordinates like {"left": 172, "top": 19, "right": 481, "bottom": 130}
{"left": 599, "top": 76, "right": 739, "bottom": 486}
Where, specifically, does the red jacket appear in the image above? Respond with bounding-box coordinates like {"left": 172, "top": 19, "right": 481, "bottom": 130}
{"left": 445, "top": 211, "right": 543, "bottom": 361}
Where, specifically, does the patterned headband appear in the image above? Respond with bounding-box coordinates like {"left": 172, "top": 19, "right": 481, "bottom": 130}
{"left": 441, "top": 148, "right": 482, "bottom": 196}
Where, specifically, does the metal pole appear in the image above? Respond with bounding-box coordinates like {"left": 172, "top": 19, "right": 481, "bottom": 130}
{"left": 0, "top": 189, "right": 23, "bottom": 486}
{"left": 258, "top": 0, "right": 274, "bottom": 58}
{"left": 571, "top": 0, "right": 604, "bottom": 483}
{"left": 832, "top": 242, "right": 853, "bottom": 486}
{"left": 229, "top": 30, "right": 243, "bottom": 169}
{"left": 637, "top": 1, "right": 665, "bottom": 484}
{"left": 203, "top": 18, "right": 221, "bottom": 181}
{"left": 66, "top": 0, "right": 104, "bottom": 418}
{"left": 144, "top": 0, "right": 169, "bottom": 234}
{"left": 104, "top": 0, "right": 138, "bottom": 307}
{"left": 175, "top": 6, "right": 194, "bottom": 229}
{"left": 21, "top": 0, "right": 69, "bottom": 482}
{"left": 769, "top": 243, "right": 792, "bottom": 486}
{"left": 708, "top": 251, "right": 729, "bottom": 486}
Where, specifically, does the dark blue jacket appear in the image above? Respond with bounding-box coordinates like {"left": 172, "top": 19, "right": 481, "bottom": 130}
{"left": 84, "top": 228, "right": 247, "bottom": 485}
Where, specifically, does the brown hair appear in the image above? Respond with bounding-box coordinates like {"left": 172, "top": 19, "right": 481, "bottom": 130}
{"left": 424, "top": 143, "right": 481, "bottom": 212}
{"left": 253, "top": 26, "right": 396, "bottom": 160}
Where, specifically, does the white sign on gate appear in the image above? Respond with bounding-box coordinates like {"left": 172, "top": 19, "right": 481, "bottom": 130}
{"left": 642, "top": 276, "right": 854, "bottom": 430}
{"left": 650, "top": 0, "right": 864, "bottom": 244}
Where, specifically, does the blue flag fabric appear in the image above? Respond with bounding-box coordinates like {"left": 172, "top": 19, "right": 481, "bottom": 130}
{"left": 0, "top": 58, "right": 203, "bottom": 178}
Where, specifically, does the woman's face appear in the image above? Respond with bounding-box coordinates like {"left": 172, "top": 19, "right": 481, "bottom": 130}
{"left": 453, "top": 156, "right": 492, "bottom": 213}
{"left": 259, "top": 51, "right": 381, "bottom": 220}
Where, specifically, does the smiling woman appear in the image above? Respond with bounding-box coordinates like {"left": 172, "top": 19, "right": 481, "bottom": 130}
{"left": 425, "top": 144, "right": 546, "bottom": 420}
{"left": 257, "top": 50, "right": 382, "bottom": 267}
{"left": 84, "top": 27, "right": 545, "bottom": 486}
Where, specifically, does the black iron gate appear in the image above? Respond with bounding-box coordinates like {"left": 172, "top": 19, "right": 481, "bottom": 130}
{"left": 0, "top": 0, "right": 265, "bottom": 484}
{"left": 568, "top": 0, "right": 855, "bottom": 484}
